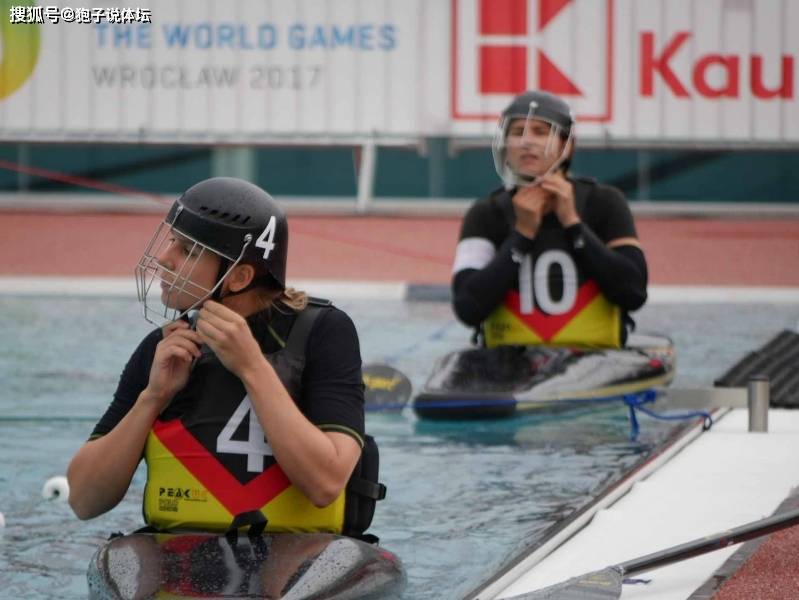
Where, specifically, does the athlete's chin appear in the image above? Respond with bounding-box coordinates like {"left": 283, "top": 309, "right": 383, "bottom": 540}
{"left": 160, "top": 289, "right": 194, "bottom": 311}
{"left": 511, "top": 159, "right": 542, "bottom": 174}
{"left": 514, "top": 167, "right": 544, "bottom": 180}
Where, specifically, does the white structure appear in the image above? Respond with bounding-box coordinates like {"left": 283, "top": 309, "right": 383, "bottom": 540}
{"left": 2, "top": 0, "right": 797, "bottom": 146}
{"left": 471, "top": 406, "right": 799, "bottom": 599}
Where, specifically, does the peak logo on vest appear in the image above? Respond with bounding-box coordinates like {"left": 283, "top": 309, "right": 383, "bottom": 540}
{"left": 157, "top": 486, "right": 209, "bottom": 513}
{"left": 159, "top": 487, "right": 192, "bottom": 498}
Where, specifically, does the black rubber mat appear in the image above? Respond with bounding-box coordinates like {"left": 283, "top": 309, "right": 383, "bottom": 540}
{"left": 715, "top": 330, "right": 799, "bottom": 408}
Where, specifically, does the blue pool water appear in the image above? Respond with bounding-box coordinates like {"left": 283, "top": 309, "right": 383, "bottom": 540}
{"left": 0, "top": 296, "right": 797, "bottom": 599}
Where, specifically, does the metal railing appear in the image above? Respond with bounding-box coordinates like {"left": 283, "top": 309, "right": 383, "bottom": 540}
{"left": 657, "top": 376, "right": 770, "bottom": 432}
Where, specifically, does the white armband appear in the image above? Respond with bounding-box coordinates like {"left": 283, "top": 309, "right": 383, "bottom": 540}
{"left": 452, "top": 237, "right": 496, "bottom": 275}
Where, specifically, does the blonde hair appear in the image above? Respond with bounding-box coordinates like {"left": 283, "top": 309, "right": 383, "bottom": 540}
{"left": 254, "top": 285, "right": 308, "bottom": 313}
{"left": 279, "top": 287, "right": 308, "bottom": 311}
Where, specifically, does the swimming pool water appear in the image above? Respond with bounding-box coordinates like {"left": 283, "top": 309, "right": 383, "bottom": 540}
{"left": 0, "top": 296, "right": 796, "bottom": 598}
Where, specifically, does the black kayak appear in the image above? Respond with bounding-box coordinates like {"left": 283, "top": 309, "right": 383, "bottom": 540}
{"left": 88, "top": 531, "right": 405, "bottom": 599}
{"left": 412, "top": 332, "right": 675, "bottom": 420}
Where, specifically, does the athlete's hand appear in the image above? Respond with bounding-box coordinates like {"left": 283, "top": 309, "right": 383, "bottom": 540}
{"left": 143, "top": 320, "right": 202, "bottom": 411}
{"left": 512, "top": 185, "right": 552, "bottom": 239}
{"left": 540, "top": 172, "right": 580, "bottom": 227}
{"left": 195, "top": 300, "right": 265, "bottom": 379}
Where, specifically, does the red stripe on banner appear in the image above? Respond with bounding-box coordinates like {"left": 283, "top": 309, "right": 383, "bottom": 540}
{"left": 153, "top": 419, "right": 291, "bottom": 516}
{"left": 507, "top": 280, "right": 601, "bottom": 341}
{"left": 480, "top": 0, "right": 527, "bottom": 35}
{"left": 480, "top": 45, "right": 527, "bottom": 94}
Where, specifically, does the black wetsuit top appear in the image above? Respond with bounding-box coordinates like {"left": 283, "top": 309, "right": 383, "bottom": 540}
{"left": 451, "top": 178, "right": 648, "bottom": 343}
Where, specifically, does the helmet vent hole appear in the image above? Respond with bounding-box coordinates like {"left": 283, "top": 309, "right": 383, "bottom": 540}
{"left": 220, "top": 212, "right": 230, "bottom": 220}
{"left": 209, "top": 209, "right": 219, "bottom": 216}
{"left": 242, "top": 216, "right": 251, "bottom": 224}
{"left": 199, "top": 205, "right": 209, "bottom": 212}
{"left": 231, "top": 214, "right": 241, "bottom": 222}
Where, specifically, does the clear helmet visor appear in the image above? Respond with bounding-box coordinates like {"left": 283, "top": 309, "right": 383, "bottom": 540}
{"left": 134, "top": 218, "right": 248, "bottom": 327}
{"left": 492, "top": 101, "right": 574, "bottom": 188}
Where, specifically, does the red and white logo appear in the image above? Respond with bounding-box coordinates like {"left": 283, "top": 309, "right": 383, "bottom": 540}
{"left": 451, "top": 0, "right": 613, "bottom": 122}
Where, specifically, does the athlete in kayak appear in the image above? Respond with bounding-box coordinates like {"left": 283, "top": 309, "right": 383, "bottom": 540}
{"left": 67, "top": 177, "right": 379, "bottom": 537}
{"left": 451, "top": 91, "right": 648, "bottom": 349}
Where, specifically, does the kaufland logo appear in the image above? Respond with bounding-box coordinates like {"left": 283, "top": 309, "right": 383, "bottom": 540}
{"left": 451, "top": 0, "right": 613, "bottom": 121}
{"left": 641, "top": 31, "right": 793, "bottom": 100}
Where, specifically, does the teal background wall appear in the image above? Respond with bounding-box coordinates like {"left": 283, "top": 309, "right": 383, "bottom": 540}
{"left": 1, "top": 142, "right": 797, "bottom": 203}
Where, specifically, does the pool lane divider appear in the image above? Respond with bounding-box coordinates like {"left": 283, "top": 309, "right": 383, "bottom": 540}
{"left": 0, "top": 277, "right": 798, "bottom": 304}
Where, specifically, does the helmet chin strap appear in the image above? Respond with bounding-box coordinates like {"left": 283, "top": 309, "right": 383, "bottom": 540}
{"left": 212, "top": 260, "right": 265, "bottom": 301}
{"left": 213, "top": 233, "right": 260, "bottom": 302}
{"left": 212, "top": 260, "right": 230, "bottom": 301}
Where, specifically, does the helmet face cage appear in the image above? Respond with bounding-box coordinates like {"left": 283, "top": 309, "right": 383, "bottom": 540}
{"left": 134, "top": 178, "right": 287, "bottom": 327}
{"left": 492, "top": 98, "right": 575, "bottom": 188}
{"left": 135, "top": 213, "right": 251, "bottom": 327}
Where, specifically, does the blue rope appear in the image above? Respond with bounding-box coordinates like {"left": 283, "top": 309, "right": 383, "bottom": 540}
{"left": 623, "top": 577, "right": 652, "bottom": 585}
{"left": 623, "top": 390, "right": 713, "bottom": 441}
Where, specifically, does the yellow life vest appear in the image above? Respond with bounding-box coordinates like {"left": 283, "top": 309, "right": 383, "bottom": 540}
{"left": 142, "top": 303, "right": 360, "bottom": 534}
{"left": 143, "top": 413, "right": 346, "bottom": 533}
{"left": 483, "top": 247, "right": 622, "bottom": 349}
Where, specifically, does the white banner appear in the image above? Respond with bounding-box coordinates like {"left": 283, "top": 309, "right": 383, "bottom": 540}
{"left": 1, "top": 0, "right": 797, "bottom": 145}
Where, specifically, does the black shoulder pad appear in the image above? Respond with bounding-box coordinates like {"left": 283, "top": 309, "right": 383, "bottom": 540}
{"left": 307, "top": 296, "right": 333, "bottom": 307}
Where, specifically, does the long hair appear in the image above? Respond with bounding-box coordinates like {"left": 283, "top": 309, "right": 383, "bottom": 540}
{"left": 254, "top": 285, "right": 308, "bottom": 313}
{"left": 279, "top": 287, "right": 308, "bottom": 311}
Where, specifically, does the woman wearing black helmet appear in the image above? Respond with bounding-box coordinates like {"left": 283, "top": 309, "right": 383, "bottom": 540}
{"left": 452, "top": 91, "right": 647, "bottom": 348}
{"left": 67, "top": 177, "right": 373, "bottom": 538}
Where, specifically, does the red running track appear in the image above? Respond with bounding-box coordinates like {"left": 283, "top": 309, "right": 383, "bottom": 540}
{"left": 712, "top": 526, "right": 799, "bottom": 600}
{"left": 1, "top": 212, "right": 798, "bottom": 286}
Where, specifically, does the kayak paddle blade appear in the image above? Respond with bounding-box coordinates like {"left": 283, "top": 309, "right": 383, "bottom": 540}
{"left": 508, "top": 568, "right": 622, "bottom": 600}
{"left": 363, "top": 364, "right": 412, "bottom": 412}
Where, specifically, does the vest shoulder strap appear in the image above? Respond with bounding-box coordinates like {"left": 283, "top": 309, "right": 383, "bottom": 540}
{"left": 284, "top": 297, "right": 331, "bottom": 356}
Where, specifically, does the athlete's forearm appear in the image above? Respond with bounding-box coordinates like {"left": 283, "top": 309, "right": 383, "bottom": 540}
{"left": 452, "top": 232, "right": 534, "bottom": 326}
{"left": 240, "top": 357, "right": 360, "bottom": 508}
{"left": 566, "top": 223, "right": 648, "bottom": 310}
{"left": 67, "top": 394, "right": 160, "bottom": 520}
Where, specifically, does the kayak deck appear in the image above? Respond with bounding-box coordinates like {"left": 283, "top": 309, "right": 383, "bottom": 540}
{"left": 88, "top": 531, "right": 405, "bottom": 600}
{"left": 413, "top": 333, "right": 675, "bottom": 419}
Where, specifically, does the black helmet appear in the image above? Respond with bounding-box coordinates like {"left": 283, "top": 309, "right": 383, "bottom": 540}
{"left": 168, "top": 177, "right": 288, "bottom": 290}
{"left": 493, "top": 91, "right": 575, "bottom": 187}
{"left": 500, "top": 90, "right": 573, "bottom": 135}
{"left": 136, "top": 177, "right": 288, "bottom": 326}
